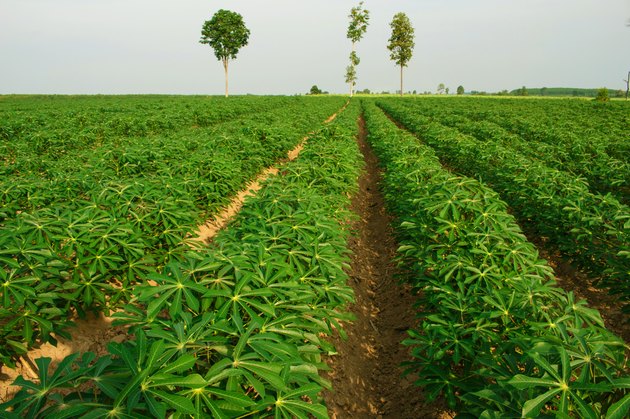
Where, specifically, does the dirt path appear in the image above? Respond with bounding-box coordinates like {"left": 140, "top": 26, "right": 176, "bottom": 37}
{"left": 322, "top": 116, "right": 453, "bottom": 419}
{"left": 193, "top": 101, "right": 349, "bottom": 244}
{"left": 0, "top": 102, "right": 351, "bottom": 404}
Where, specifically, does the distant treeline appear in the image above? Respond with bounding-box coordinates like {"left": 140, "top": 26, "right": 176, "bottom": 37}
{"left": 507, "top": 87, "right": 624, "bottom": 97}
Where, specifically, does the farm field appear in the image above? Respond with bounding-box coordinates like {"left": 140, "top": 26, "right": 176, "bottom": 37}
{"left": 0, "top": 95, "right": 629, "bottom": 418}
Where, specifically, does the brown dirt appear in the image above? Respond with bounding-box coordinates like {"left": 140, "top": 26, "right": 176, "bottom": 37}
{"left": 322, "top": 116, "right": 454, "bottom": 419}
{"left": 192, "top": 101, "right": 349, "bottom": 244}
{"left": 531, "top": 240, "right": 630, "bottom": 344}
{"left": 0, "top": 101, "right": 352, "bottom": 405}
{"left": 382, "top": 106, "right": 630, "bottom": 345}
{"left": 0, "top": 313, "right": 129, "bottom": 403}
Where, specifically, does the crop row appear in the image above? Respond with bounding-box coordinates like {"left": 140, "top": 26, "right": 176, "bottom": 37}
{"left": 0, "top": 96, "right": 346, "bottom": 203}
{"left": 0, "top": 95, "right": 302, "bottom": 145}
{"left": 387, "top": 98, "right": 630, "bottom": 203}
{"left": 410, "top": 97, "right": 630, "bottom": 165}
{"left": 378, "top": 99, "right": 630, "bottom": 311}
{"left": 363, "top": 100, "right": 629, "bottom": 418}
{"left": 1, "top": 101, "right": 363, "bottom": 417}
{"left": 0, "top": 97, "right": 346, "bottom": 367}
{"left": 447, "top": 113, "right": 628, "bottom": 204}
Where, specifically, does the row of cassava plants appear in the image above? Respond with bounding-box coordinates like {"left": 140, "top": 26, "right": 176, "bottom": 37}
{"left": 0, "top": 95, "right": 300, "bottom": 150}
{"left": 0, "top": 101, "right": 363, "bottom": 417}
{"left": 378, "top": 99, "right": 630, "bottom": 311}
{"left": 362, "top": 100, "right": 629, "bottom": 418}
{"left": 0, "top": 97, "right": 346, "bottom": 368}
{"left": 409, "top": 105, "right": 630, "bottom": 204}
{"left": 0, "top": 96, "right": 346, "bottom": 218}
{"left": 396, "top": 96, "right": 630, "bottom": 167}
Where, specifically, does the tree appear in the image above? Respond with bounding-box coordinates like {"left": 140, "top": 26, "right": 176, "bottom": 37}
{"left": 624, "top": 71, "right": 629, "bottom": 100}
{"left": 437, "top": 83, "right": 445, "bottom": 94}
{"left": 200, "top": 9, "right": 250, "bottom": 97}
{"left": 595, "top": 87, "right": 609, "bottom": 102}
{"left": 457, "top": 85, "right": 465, "bottom": 95}
{"left": 309, "top": 85, "right": 323, "bottom": 95}
{"left": 346, "top": 2, "right": 370, "bottom": 97}
{"left": 387, "top": 13, "right": 415, "bottom": 97}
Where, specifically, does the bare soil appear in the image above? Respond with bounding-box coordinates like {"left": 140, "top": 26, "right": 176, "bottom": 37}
{"left": 0, "top": 102, "right": 351, "bottom": 404}
{"left": 529, "top": 238, "right": 630, "bottom": 344}
{"left": 383, "top": 106, "right": 630, "bottom": 345}
{"left": 193, "top": 102, "right": 349, "bottom": 244}
{"left": 322, "top": 116, "right": 453, "bottom": 419}
{"left": 0, "top": 313, "right": 128, "bottom": 403}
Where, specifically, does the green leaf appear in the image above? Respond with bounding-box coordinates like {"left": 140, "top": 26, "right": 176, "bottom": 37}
{"left": 238, "top": 361, "right": 287, "bottom": 391}
{"left": 522, "top": 388, "right": 562, "bottom": 417}
{"left": 508, "top": 374, "right": 556, "bottom": 390}
{"left": 204, "top": 387, "right": 256, "bottom": 407}
{"left": 606, "top": 394, "right": 630, "bottom": 419}
{"left": 159, "top": 354, "right": 196, "bottom": 375}
{"left": 149, "top": 389, "right": 196, "bottom": 415}
{"left": 149, "top": 374, "right": 206, "bottom": 389}
{"left": 280, "top": 399, "right": 328, "bottom": 419}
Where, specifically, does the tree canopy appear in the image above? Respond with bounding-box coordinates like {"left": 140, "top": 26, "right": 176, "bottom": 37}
{"left": 347, "top": 2, "right": 370, "bottom": 43}
{"left": 387, "top": 13, "right": 415, "bottom": 68}
{"left": 387, "top": 13, "right": 415, "bottom": 96}
{"left": 200, "top": 9, "right": 250, "bottom": 97}
{"left": 200, "top": 9, "right": 250, "bottom": 62}
{"left": 346, "top": 2, "right": 370, "bottom": 97}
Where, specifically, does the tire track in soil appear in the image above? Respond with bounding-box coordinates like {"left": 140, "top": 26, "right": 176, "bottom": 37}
{"left": 322, "top": 115, "right": 453, "bottom": 419}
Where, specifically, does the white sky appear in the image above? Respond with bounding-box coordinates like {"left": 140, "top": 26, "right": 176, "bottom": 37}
{"left": 1, "top": 0, "right": 629, "bottom": 95}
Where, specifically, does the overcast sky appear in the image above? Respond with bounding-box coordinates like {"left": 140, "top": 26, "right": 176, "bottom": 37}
{"left": 1, "top": 0, "right": 629, "bottom": 95}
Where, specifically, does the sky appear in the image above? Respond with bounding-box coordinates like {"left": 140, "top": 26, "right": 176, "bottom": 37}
{"left": 1, "top": 0, "right": 629, "bottom": 95}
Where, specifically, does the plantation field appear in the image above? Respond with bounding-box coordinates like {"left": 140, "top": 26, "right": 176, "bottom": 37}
{"left": 1, "top": 95, "right": 629, "bottom": 418}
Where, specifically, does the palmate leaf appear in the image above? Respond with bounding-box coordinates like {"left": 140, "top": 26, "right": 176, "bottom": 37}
{"left": 0, "top": 353, "right": 86, "bottom": 417}
{"left": 138, "top": 265, "right": 208, "bottom": 319}
{"left": 238, "top": 360, "right": 287, "bottom": 391}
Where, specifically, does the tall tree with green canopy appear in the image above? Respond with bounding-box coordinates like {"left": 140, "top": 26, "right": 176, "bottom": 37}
{"left": 345, "top": 2, "right": 370, "bottom": 97}
{"left": 200, "top": 9, "right": 250, "bottom": 97}
{"left": 387, "top": 12, "right": 415, "bottom": 97}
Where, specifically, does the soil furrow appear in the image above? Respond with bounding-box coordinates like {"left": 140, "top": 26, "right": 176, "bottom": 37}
{"left": 383, "top": 106, "right": 630, "bottom": 345}
{"left": 193, "top": 101, "right": 349, "bottom": 243}
{"left": 525, "top": 235, "right": 630, "bottom": 343}
{"left": 322, "top": 115, "right": 452, "bottom": 418}
{"left": 0, "top": 101, "right": 350, "bottom": 403}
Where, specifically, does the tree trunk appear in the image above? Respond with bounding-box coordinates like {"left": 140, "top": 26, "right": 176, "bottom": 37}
{"left": 400, "top": 65, "right": 403, "bottom": 97}
{"left": 223, "top": 58, "right": 229, "bottom": 98}
{"left": 626, "top": 71, "right": 629, "bottom": 100}
{"left": 350, "top": 42, "right": 356, "bottom": 97}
